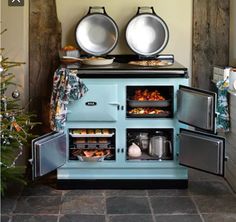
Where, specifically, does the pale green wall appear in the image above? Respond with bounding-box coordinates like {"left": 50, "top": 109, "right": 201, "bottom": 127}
{"left": 1, "top": 0, "right": 29, "bottom": 106}
{"left": 56, "top": 0, "right": 193, "bottom": 70}
{"left": 1, "top": 0, "right": 29, "bottom": 165}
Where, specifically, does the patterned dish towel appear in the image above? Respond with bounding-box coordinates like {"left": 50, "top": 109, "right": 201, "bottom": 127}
{"left": 50, "top": 68, "right": 88, "bottom": 131}
{"left": 216, "top": 80, "right": 229, "bottom": 132}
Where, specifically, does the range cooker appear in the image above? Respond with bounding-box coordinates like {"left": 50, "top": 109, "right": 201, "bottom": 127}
{"left": 31, "top": 55, "right": 225, "bottom": 189}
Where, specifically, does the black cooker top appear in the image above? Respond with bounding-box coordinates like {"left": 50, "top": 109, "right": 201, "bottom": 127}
{"left": 64, "top": 54, "right": 188, "bottom": 78}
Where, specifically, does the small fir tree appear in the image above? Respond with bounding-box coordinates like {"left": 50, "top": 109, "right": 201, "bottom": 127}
{"left": 0, "top": 28, "right": 38, "bottom": 195}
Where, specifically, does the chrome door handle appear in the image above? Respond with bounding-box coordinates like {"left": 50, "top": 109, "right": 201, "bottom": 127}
{"left": 108, "top": 102, "right": 120, "bottom": 106}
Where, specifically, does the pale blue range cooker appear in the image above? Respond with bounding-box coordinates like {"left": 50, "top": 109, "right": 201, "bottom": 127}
{"left": 31, "top": 55, "right": 225, "bottom": 189}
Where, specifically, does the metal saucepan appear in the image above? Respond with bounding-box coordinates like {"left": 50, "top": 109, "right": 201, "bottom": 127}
{"left": 75, "top": 7, "right": 119, "bottom": 56}
{"left": 126, "top": 7, "right": 169, "bottom": 57}
{"left": 61, "top": 56, "right": 115, "bottom": 66}
{"left": 149, "top": 135, "right": 172, "bottom": 159}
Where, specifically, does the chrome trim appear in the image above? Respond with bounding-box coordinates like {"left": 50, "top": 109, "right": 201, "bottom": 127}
{"left": 78, "top": 70, "right": 186, "bottom": 75}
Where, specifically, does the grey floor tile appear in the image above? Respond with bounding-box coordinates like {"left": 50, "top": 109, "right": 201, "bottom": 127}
{"left": 64, "top": 189, "right": 104, "bottom": 197}
{"left": 59, "top": 215, "right": 106, "bottom": 222}
{"left": 61, "top": 196, "right": 105, "bottom": 214}
{"left": 106, "top": 189, "right": 147, "bottom": 197}
{"left": 11, "top": 215, "right": 58, "bottom": 222}
{"left": 14, "top": 196, "right": 61, "bottom": 214}
{"left": 21, "top": 184, "right": 62, "bottom": 196}
{"left": 188, "top": 181, "right": 232, "bottom": 196}
{"left": 1, "top": 197, "right": 17, "bottom": 214}
{"left": 147, "top": 189, "right": 189, "bottom": 196}
{"left": 193, "top": 195, "right": 236, "bottom": 213}
{"left": 1, "top": 183, "right": 23, "bottom": 214}
{"left": 2, "top": 182, "right": 24, "bottom": 197}
{"left": 155, "top": 215, "right": 202, "bottom": 222}
{"left": 150, "top": 197, "right": 197, "bottom": 214}
{"left": 202, "top": 213, "right": 236, "bottom": 222}
{"left": 188, "top": 169, "right": 224, "bottom": 182}
{"left": 1, "top": 215, "right": 10, "bottom": 222}
{"left": 109, "top": 215, "right": 154, "bottom": 222}
{"left": 106, "top": 197, "right": 151, "bottom": 214}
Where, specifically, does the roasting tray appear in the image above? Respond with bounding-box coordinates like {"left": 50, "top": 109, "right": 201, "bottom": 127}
{"left": 70, "top": 133, "right": 114, "bottom": 138}
{"left": 77, "top": 153, "right": 113, "bottom": 162}
{"left": 77, "top": 155, "right": 108, "bottom": 162}
{"left": 74, "top": 142, "right": 111, "bottom": 149}
{"left": 127, "top": 112, "right": 170, "bottom": 118}
{"left": 128, "top": 99, "right": 170, "bottom": 108}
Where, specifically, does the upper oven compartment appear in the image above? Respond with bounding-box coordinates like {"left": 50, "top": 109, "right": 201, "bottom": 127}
{"left": 126, "top": 86, "right": 173, "bottom": 118}
{"left": 67, "top": 84, "right": 118, "bottom": 122}
{"left": 177, "top": 85, "right": 216, "bottom": 133}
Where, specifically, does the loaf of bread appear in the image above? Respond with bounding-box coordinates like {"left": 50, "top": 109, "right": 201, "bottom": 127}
{"left": 102, "top": 129, "right": 109, "bottom": 134}
{"left": 98, "top": 138, "right": 108, "bottom": 143}
{"left": 87, "top": 138, "right": 97, "bottom": 143}
{"left": 74, "top": 138, "right": 86, "bottom": 143}
{"left": 95, "top": 129, "right": 102, "bottom": 134}
{"left": 87, "top": 129, "right": 95, "bottom": 134}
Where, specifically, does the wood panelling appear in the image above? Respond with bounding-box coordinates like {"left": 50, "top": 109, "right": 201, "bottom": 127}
{"left": 192, "top": 0, "right": 230, "bottom": 89}
{"left": 29, "top": 0, "right": 61, "bottom": 132}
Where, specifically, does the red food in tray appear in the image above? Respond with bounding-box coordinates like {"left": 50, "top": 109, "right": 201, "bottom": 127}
{"left": 133, "top": 89, "right": 165, "bottom": 101}
{"left": 128, "top": 108, "right": 168, "bottom": 115}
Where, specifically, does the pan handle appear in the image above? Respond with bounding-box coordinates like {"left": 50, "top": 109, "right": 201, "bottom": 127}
{"left": 88, "top": 6, "right": 107, "bottom": 15}
{"left": 136, "top": 6, "right": 157, "bottom": 15}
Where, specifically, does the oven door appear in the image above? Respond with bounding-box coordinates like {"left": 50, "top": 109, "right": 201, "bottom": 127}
{"left": 30, "top": 132, "right": 66, "bottom": 180}
{"left": 179, "top": 129, "right": 225, "bottom": 176}
{"left": 67, "top": 84, "right": 119, "bottom": 122}
{"left": 177, "top": 85, "right": 216, "bottom": 133}
{"left": 177, "top": 85, "right": 225, "bottom": 176}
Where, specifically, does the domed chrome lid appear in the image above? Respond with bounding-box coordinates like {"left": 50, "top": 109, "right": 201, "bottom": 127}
{"left": 126, "top": 7, "right": 169, "bottom": 56}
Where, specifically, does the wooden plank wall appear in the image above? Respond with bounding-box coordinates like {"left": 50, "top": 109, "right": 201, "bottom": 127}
{"left": 192, "top": 0, "right": 230, "bottom": 89}
{"left": 29, "top": 0, "right": 61, "bottom": 132}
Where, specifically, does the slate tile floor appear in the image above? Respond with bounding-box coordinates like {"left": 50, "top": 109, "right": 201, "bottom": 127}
{"left": 1, "top": 169, "right": 236, "bottom": 222}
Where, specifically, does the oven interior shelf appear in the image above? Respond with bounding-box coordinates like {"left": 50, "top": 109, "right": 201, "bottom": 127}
{"left": 127, "top": 99, "right": 171, "bottom": 108}
{"left": 73, "top": 142, "right": 112, "bottom": 149}
{"left": 69, "top": 133, "right": 115, "bottom": 138}
{"left": 126, "top": 128, "right": 174, "bottom": 161}
{"left": 126, "top": 86, "right": 173, "bottom": 118}
{"left": 128, "top": 152, "right": 172, "bottom": 161}
{"left": 69, "top": 128, "right": 116, "bottom": 161}
{"left": 127, "top": 112, "right": 171, "bottom": 118}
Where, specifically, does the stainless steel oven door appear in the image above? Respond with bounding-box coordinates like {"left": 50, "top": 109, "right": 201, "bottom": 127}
{"left": 177, "top": 85, "right": 216, "bottom": 133}
{"left": 179, "top": 129, "right": 225, "bottom": 176}
{"left": 30, "top": 132, "right": 66, "bottom": 180}
{"left": 67, "top": 84, "right": 119, "bottom": 122}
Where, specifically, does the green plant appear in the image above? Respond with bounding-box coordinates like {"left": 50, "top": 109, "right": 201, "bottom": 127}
{"left": 0, "top": 28, "right": 38, "bottom": 195}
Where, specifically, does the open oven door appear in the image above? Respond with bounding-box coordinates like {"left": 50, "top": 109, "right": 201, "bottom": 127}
{"left": 177, "top": 85, "right": 216, "bottom": 133}
{"left": 178, "top": 129, "right": 225, "bottom": 176}
{"left": 177, "top": 85, "right": 225, "bottom": 176}
{"left": 30, "top": 132, "right": 66, "bottom": 180}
